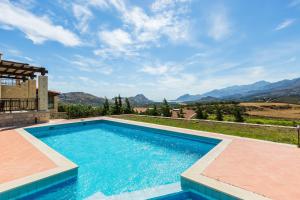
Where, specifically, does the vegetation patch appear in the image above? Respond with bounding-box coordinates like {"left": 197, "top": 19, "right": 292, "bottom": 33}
{"left": 113, "top": 115, "right": 298, "bottom": 145}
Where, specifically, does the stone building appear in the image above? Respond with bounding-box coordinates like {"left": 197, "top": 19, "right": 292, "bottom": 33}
{"left": 0, "top": 53, "right": 59, "bottom": 127}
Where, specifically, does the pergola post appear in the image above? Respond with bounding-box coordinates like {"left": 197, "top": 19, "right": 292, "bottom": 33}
{"left": 38, "top": 75, "right": 48, "bottom": 111}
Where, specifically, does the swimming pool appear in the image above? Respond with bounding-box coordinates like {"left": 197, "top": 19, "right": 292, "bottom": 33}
{"left": 23, "top": 120, "right": 220, "bottom": 199}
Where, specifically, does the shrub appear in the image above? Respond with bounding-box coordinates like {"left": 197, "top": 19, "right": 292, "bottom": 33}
{"left": 195, "top": 105, "right": 208, "bottom": 119}
{"left": 233, "top": 106, "right": 244, "bottom": 122}
{"left": 65, "top": 104, "right": 103, "bottom": 119}
{"left": 215, "top": 106, "right": 223, "bottom": 121}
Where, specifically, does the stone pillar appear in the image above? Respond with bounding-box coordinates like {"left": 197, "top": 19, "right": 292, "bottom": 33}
{"left": 27, "top": 79, "right": 36, "bottom": 98}
{"left": 53, "top": 96, "right": 59, "bottom": 112}
{"left": 38, "top": 76, "right": 48, "bottom": 111}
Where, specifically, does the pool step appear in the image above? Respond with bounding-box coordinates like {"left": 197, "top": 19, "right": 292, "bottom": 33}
{"left": 85, "top": 183, "right": 181, "bottom": 200}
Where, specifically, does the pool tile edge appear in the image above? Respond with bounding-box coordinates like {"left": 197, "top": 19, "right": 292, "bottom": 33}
{"left": 0, "top": 129, "right": 78, "bottom": 199}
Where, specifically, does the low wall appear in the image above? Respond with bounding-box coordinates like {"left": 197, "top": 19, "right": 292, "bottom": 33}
{"left": 50, "top": 112, "right": 67, "bottom": 119}
{"left": 120, "top": 114, "right": 297, "bottom": 133}
{"left": 0, "top": 111, "right": 50, "bottom": 127}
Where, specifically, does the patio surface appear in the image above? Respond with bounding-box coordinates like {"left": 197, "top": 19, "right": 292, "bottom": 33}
{"left": 203, "top": 138, "right": 300, "bottom": 200}
{"left": 0, "top": 130, "right": 57, "bottom": 183}
{"left": 0, "top": 118, "right": 299, "bottom": 199}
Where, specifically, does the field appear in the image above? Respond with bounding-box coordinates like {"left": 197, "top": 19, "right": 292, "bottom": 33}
{"left": 240, "top": 102, "right": 300, "bottom": 120}
{"left": 134, "top": 102, "right": 300, "bottom": 127}
{"left": 113, "top": 115, "right": 298, "bottom": 145}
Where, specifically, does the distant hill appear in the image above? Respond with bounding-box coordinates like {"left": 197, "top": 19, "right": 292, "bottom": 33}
{"left": 175, "top": 94, "right": 203, "bottom": 102}
{"left": 128, "top": 94, "right": 153, "bottom": 106}
{"left": 59, "top": 92, "right": 153, "bottom": 106}
{"left": 59, "top": 92, "right": 105, "bottom": 106}
{"left": 175, "top": 78, "right": 300, "bottom": 104}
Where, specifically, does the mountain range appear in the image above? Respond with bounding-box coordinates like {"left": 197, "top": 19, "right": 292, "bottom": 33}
{"left": 175, "top": 77, "right": 300, "bottom": 103}
{"left": 59, "top": 77, "right": 300, "bottom": 106}
{"left": 59, "top": 92, "right": 153, "bottom": 106}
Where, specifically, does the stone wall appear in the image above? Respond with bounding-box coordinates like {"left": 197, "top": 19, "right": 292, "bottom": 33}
{"left": 0, "top": 80, "right": 36, "bottom": 99}
{"left": 0, "top": 111, "right": 50, "bottom": 127}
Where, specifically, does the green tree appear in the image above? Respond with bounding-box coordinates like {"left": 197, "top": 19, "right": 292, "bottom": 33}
{"left": 215, "top": 106, "right": 223, "bottom": 121}
{"left": 161, "top": 98, "right": 171, "bottom": 117}
{"left": 233, "top": 106, "right": 244, "bottom": 122}
{"left": 124, "top": 98, "right": 133, "bottom": 114}
{"left": 196, "top": 105, "right": 208, "bottom": 119}
{"left": 118, "top": 94, "right": 122, "bottom": 113}
{"left": 102, "top": 97, "right": 110, "bottom": 115}
{"left": 151, "top": 105, "right": 159, "bottom": 116}
{"left": 112, "top": 97, "right": 120, "bottom": 114}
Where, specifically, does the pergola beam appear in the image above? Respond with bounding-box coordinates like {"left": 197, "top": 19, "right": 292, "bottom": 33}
{"left": 0, "top": 59, "right": 47, "bottom": 80}
{"left": 0, "top": 75, "right": 28, "bottom": 80}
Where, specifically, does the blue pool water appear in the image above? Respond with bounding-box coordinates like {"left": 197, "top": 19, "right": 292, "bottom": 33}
{"left": 25, "top": 120, "right": 219, "bottom": 199}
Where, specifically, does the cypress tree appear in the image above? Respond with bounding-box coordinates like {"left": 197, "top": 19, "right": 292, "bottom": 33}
{"left": 118, "top": 94, "right": 122, "bottom": 114}
{"left": 102, "top": 97, "right": 110, "bottom": 115}
{"left": 124, "top": 97, "right": 133, "bottom": 114}
{"left": 113, "top": 97, "right": 120, "bottom": 114}
{"left": 161, "top": 98, "right": 171, "bottom": 117}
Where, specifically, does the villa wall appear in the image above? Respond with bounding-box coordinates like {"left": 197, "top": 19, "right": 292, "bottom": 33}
{"left": 0, "top": 111, "right": 50, "bottom": 127}
{"left": 0, "top": 80, "right": 36, "bottom": 99}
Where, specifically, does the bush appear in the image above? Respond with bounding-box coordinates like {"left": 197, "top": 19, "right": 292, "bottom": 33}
{"left": 65, "top": 104, "right": 103, "bottom": 119}
{"left": 215, "top": 106, "right": 223, "bottom": 121}
{"left": 195, "top": 105, "right": 208, "bottom": 119}
{"left": 233, "top": 106, "right": 244, "bottom": 122}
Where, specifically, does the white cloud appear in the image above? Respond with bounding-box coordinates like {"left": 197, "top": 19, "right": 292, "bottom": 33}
{"left": 141, "top": 65, "right": 169, "bottom": 75}
{"left": 151, "top": 0, "right": 190, "bottom": 11}
{"left": 93, "top": 0, "right": 192, "bottom": 58}
{"left": 87, "top": 0, "right": 111, "bottom": 9}
{"left": 207, "top": 5, "right": 232, "bottom": 41}
{"left": 72, "top": 4, "right": 93, "bottom": 33}
{"left": 275, "top": 19, "right": 295, "bottom": 31}
{"left": 158, "top": 74, "right": 197, "bottom": 89}
{"left": 0, "top": 1, "right": 80, "bottom": 46}
{"left": 71, "top": 55, "right": 113, "bottom": 75}
{"left": 99, "top": 29, "right": 132, "bottom": 50}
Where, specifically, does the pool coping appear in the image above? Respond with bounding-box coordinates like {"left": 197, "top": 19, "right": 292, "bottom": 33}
{"left": 0, "top": 128, "right": 78, "bottom": 199}
{"left": 0, "top": 117, "right": 270, "bottom": 199}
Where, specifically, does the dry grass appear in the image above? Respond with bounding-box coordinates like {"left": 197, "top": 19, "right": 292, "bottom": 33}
{"left": 240, "top": 102, "right": 300, "bottom": 120}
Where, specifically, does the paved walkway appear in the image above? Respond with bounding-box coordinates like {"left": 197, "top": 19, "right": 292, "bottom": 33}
{"left": 0, "top": 130, "right": 57, "bottom": 183}
{"left": 0, "top": 118, "right": 300, "bottom": 199}
{"left": 203, "top": 139, "right": 300, "bottom": 200}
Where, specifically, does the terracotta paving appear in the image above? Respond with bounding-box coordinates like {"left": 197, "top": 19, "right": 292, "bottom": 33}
{"left": 203, "top": 139, "right": 300, "bottom": 200}
{"left": 0, "top": 130, "right": 57, "bottom": 184}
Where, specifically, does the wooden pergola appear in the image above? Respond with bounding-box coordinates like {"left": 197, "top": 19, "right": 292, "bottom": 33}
{"left": 0, "top": 59, "right": 48, "bottom": 81}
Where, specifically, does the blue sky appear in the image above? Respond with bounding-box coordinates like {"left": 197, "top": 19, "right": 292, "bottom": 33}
{"left": 0, "top": 0, "right": 300, "bottom": 101}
